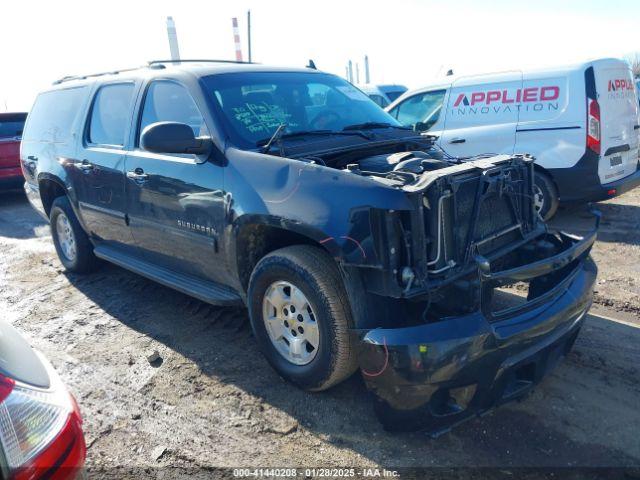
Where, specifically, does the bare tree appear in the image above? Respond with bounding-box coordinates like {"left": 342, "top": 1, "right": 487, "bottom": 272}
{"left": 626, "top": 53, "right": 640, "bottom": 78}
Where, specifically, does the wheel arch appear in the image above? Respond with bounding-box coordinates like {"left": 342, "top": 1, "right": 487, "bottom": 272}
{"left": 232, "top": 215, "right": 336, "bottom": 294}
{"left": 231, "top": 215, "right": 387, "bottom": 331}
{"left": 532, "top": 163, "right": 559, "bottom": 193}
{"left": 37, "top": 174, "right": 69, "bottom": 217}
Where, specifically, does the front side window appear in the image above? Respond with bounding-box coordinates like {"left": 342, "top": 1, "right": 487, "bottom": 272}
{"left": 139, "top": 81, "right": 207, "bottom": 144}
{"left": 389, "top": 90, "right": 446, "bottom": 132}
{"left": 202, "top": 72, "right": 401, "bottom": 148}
{"left": 88, "top": 83, "right": 135, "bottom": 147}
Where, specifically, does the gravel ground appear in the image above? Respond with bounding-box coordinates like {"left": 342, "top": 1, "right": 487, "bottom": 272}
{"left": 1, "top": 189, "right": 639, "bottom": 477}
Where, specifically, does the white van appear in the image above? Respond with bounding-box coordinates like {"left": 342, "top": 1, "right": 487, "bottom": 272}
{"left": 358, "top": 84, "right": 408, "bottom": 108}
{"left": 386, "top": 58, "right": 640, "bottom": 218}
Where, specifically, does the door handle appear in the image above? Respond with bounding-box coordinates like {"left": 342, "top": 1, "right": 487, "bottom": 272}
{"left": 27, "top": 155, "right": 38, "bottom": 161}
{"left": 449, "top": 137, "right": 466, "bottom": 144}
{"left": 127, "top": 168, "right": 149, "bottom": 183}
{"left": 75, "top": 160, "right": 94, "bottom": 172}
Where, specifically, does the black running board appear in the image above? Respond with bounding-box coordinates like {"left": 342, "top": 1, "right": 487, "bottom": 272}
{"left": 93, "top": 245, "right": 243, "bottom": 306}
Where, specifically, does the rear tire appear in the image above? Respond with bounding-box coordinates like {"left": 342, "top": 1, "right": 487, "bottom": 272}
{"left": 50, "top": 196, "right": 98, "bottom": 273}
{"left": 533, "top": 171, "right": 559, "bottom": 220}
{"left": 247, "top": 245, "right": 358, "bottom": 391}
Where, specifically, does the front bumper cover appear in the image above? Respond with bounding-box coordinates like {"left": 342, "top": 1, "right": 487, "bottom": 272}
{"left": 357, "top": 222, "right": 598, "bottom": 435}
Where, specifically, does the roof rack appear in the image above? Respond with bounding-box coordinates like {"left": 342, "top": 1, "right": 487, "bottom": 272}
{"left": 52, "top": 59, "right": 257, "bottom": 85}
{"left": 147, "top": 59, "right": 256, "bottom": 67}
{"left": 52, "top": 66, "right": 141, "bottom": 85}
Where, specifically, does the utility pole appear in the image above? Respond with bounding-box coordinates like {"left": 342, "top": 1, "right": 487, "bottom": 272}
{"left": 166, "top": 16, "right": 181, "bottom": 61}
{"left": 247, "top": 10, "right": 252, "bottom": 62}
{"left": 364, "top": 55, "right": 370, "bottom": 83}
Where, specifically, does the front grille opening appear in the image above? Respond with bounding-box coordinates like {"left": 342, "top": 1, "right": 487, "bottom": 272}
{"left": 490, "top": 281, "right": 530, "bottom": 314}
{"left": 423, "top": 163, "right": 534, "bottom": 274}
{"left": 487, "top": 257, "right": 580, "bottom": 317}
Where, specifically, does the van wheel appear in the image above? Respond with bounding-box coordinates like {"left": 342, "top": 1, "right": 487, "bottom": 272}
{"left": 50, "top": 196, "right": 98, "bottom": 273}
{"left": 247, "top": 245, "right": 358, "bottom": 391}
{"left": 533, "top": 171, "right": 559, "bottom": 220}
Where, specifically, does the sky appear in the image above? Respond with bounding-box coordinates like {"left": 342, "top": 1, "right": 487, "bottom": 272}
{"left": 1, "top": 0, "right": 639, "bottom": 112}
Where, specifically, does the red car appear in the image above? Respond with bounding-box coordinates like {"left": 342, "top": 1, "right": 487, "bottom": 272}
{"left": 0, "top": 112, "right": 27, "bottom": 189}
{"left": 0, "top": 320, "right": 86, "bottom": 479}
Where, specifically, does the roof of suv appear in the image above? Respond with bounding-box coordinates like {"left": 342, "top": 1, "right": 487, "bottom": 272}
{"left": 52, "top": 60, "right": 323, "bottom": 88}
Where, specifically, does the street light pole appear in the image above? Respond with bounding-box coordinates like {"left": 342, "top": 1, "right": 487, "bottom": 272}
{"left": 247, "top": 10, "right": 252, "bottom": 62}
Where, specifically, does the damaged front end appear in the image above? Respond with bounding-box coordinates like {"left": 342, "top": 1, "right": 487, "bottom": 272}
{"left": 350, "top": 154, "right": 598, "bottom": 434}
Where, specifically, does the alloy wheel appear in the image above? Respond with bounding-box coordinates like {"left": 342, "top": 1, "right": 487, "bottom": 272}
{"left": 261, "top": 280, "right": 320, "bottom": 365}
{"left": 56, "top": 213, "right": 77, "bottom": 262}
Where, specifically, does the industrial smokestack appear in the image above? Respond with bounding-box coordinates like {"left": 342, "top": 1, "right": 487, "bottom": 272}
{"left": 166, "top": 16, "right": 181, "bottom": 61}
{"left": 232, "top": 17, "right": 243, "bottom": 62}
{"left": 348, "top": 60, "right": 353, "bottom": 83}
{"left": 247, "top": 10, "right": 252, "bottom": 62}
{"left": 364, "top": 55, "right": 370, "bottom": 83}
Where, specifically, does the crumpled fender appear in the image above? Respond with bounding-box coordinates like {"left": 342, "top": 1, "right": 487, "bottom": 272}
{"left": 225, "top": 147, "right": 412, "bottom": 265}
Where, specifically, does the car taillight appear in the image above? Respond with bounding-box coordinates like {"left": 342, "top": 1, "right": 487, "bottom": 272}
{"left": 587, "top": 97, "right": 601, "bottom": 154}
{"left": 0, "top": 355, "right": 85, "bottom": 480}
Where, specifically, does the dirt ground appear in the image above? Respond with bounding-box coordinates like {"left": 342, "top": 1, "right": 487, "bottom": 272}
{"left": 1, "top": 189, "right": 639, "bottom": 477}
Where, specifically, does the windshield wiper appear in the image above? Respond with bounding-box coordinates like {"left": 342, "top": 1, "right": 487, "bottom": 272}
{"left": 259, "top": 123, "right": 288, "bottom": 153}
{"left": 342, "top": 122, "right": 411, "bottom": 131}
{"left": 257, "top": 128, "right": 371, "bottom": 152}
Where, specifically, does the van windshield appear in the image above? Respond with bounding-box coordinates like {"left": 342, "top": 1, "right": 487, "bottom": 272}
{"left": 202, "top": 72, "right": 401, "bottom": 149}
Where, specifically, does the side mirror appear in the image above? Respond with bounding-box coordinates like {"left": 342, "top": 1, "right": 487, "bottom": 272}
{"left": 141, "top": 122, "right": 212, "bottom": 156}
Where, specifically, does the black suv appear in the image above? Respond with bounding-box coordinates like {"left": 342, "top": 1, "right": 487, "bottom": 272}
{"left": 21, "top": 60, "right": 598, "bottom": 432}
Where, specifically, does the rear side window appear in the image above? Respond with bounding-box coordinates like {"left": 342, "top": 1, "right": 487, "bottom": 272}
{"left": 88, "top": 83, "right": 136, "bottom": 147}
{"left": 0, "top": 113, "right": 27, "bottom": 139}
{"left": 23, "top": 88, "right": 86, "bottom": 143}
{"left": 139, "top": 81, "right": 207, "bottom": 144}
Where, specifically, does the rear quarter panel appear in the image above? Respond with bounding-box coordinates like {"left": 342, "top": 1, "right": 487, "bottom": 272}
{"left": 515, "top": 66, "right": 586, "bottom": 170}
{"left": 20, "top": 84, "right": 93, "bottom": 208}
{"left": 592, "top": 59, "right": 639, "bottom": 183}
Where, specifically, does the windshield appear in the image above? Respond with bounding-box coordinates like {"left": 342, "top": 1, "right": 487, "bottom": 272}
{"left": 202, "top": 72, "right": 402, "bottom": 148}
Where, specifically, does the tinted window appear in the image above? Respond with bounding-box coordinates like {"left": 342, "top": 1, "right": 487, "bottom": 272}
{"left": 88, "top": 84, "right": 135, "bottom": 146}
{"left": 139, "top": 81, "right": 207, "bottom": 143}
{"left": 23, "top": 88, "right": 86, "bottom": 143}
{"left": 385, "top": 90, "right": 406, "bottom": 102}
{"left": 203, "top": 72, "right": 400, "bottom": 148}
{"left": 390, "top": 90, "right": 446, "bottom": 131}
{"left": 0, "top": 113, "right": 27, "bottom": 139}
{"left": 369, "top": 94, "right": 389, "bottom": 108}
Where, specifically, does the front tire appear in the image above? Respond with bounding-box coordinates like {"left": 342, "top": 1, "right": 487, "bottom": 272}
{"left": 533, "top": 171, "right": 559, "bottom": 220}
{"left": 248, "top": 245, "right": 358, "bottom": 391}
{"left": 50, "top": 196, "right": 98, "bottom": 273}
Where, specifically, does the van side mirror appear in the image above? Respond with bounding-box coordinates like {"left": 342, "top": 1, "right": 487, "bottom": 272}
{"left": 141, "top": 122, "right": 212, "bottom": 156}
